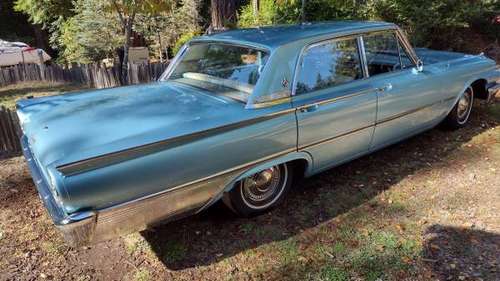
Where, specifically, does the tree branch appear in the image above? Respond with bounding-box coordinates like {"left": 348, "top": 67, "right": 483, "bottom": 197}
{"left": 111, "top": 0, "right": 125, "bottom": 26}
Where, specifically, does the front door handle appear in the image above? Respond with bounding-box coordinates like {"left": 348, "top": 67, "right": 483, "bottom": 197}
{"left": 377, "top": 83, "right": 393, "bottom": 93}
{"left": 299, "top": 104, "right": 319, "bottom": 113}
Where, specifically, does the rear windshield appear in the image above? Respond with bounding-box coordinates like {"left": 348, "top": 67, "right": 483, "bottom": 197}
{"left": 166, "top": 42, "right": 269, "bottom": 102}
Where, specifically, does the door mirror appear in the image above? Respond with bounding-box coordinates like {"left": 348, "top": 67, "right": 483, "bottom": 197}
{"left": 416, "top": 59, "right": 424, "bottom": 72}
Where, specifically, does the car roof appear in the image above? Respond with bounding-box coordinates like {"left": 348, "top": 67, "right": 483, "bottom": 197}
{"left": 201, "top": 21, "right": 396, "bottom": 49}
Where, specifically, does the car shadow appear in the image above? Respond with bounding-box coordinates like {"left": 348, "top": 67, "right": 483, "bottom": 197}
{"left": 141, "top": 105, "right": 498, "bottom": 270}
{"left": 423, "top": 225, "right": 500, "bottom": 280}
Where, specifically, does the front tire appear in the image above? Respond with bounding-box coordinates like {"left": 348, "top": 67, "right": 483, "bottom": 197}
{"left": 442, "top": 86, "right": 474, "bottom": 130}
{"left": 224, "top": 163, "right": 293, "bottom": 217}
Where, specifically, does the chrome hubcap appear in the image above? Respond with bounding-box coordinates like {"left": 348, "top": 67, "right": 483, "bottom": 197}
{"left": 240, "top": 165, "right": 287, "bottom": 209}
{"left": 457, "top": 88, "right": 473, "bottom": 124}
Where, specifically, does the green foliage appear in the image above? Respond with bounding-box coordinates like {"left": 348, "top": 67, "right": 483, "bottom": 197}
{"left": 238, "top": 0, "right": 378, "bottom": 28}
{"left": 303, "top": 0, "right": 376, "bottom": 21}
{"left": 13, "top": 0, "right": 499, "bottom": 63}
{"left": 14, "top": 0, "right": 74, "bottom": 27}
{"left": 135, "top": 0, "right": 202, "bottom": 58}
{"left": 375, "top": 0, "right": 497, "bottom": 47}
{"left": 239, "top": 0, "right": 279, "bottom": 27}
{"left": 106, "top": 0, "right": 174, "bottom": 21}
{"left": 14, "top": 0, "right": 75, "bottom": 51}
{"left": 173, "top": 31, "right": 201, "bottom": 55}
{"left": 238, "top": 0, "right": 498, "bottom": 51}
{"left": 238, "top": 0, "right": 299, "bottom": 27}
{"left": 57, "top": 0, "right": 122, "bottom": 63}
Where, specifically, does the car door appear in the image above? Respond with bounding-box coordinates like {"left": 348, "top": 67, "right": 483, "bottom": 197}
{"left": 362, "top": 31, "right": 442, "bottom": 150}
{"left": 292, "top": 36, "right": 378, "bottom": 172}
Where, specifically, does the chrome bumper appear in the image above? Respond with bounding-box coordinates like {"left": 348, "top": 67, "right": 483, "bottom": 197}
{"left": 22, "top": 135, "right": 238, "bottom": 246}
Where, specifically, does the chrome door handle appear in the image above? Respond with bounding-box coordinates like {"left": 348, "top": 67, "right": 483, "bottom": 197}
{"left": 299, "top": 104, "right": 319, "bottom": 113}
{"left": 377, "top": 83, "right": 393, "bottom": 92}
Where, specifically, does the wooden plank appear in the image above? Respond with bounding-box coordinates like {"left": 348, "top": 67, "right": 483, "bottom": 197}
{"left": 0, "top": 108, "right": 7, "bottom": 152}
{"left": 4, "top": 108, "right": 17, "bottom": 152}
{"left": 7, "top": 109, "right": 21, "bottom": 152}
{"left": 0, "top": 107, "right": 13, "bottom": 152}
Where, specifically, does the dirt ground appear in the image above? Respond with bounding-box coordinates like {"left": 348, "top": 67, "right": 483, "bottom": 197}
{"left": 1, "top": 97, "right": 499, "bottom": 281}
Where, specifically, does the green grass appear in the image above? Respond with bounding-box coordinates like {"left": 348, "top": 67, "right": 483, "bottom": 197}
{"left": 133, "top": 268, "right": 151, "bottom": 281}
{"left": 239, "top": 222, "right": 255, "bottom": 234}
{"left": 279, "top": 239, "right": 299, "bottom": 264}
{"left": 332, "top": 241, "right": 347, "bottom": 255}
{"left": 0, "top": 81, "right": 87, "bottom": 109}
{"left": 317, "top": 265, "right": 349, "bottom": 281}
{"left": 347, "top": 230, "right": 419, "bottom": 281}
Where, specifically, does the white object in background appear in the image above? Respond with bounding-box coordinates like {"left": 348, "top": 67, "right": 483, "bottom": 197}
{"left": 0, "top": 39, "right": 51, "bottom": 67}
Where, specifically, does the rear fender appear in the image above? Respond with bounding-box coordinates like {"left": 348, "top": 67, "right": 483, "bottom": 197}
{"left": 196, "top": 151, "right": 313, "bottom": 212}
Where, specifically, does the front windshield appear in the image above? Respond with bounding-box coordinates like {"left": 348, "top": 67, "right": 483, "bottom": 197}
{"left": 166, "top": 42, "right": 270, "bottom": 103}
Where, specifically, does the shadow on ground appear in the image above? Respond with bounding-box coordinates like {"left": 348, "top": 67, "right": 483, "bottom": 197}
{"left": 423, "top": 225, "right": 500, "bottom": 281}
{"left": 141, "top": 105, "right": 498, "bottom": 271}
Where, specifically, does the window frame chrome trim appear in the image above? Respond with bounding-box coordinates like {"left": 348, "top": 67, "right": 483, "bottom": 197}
{"left": 394, "top": 28, "right": 420, "bottom": 66}
{"left": 290, "top": 34, "right": 366, "bottom": 97}
{"left": 290, "top": 26, "right": 418, "bottom": 98}
{"left": 357, "top": 36, "right": 370, "bottom": 78}
{"left": 359, "top": 29, "right": 418, "bottom": 79}
{"left": 159, "top": 40, "right": 272, "bottom": 85}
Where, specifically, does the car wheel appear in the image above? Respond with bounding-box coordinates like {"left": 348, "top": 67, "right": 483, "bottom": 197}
{"left": 224, "top": 163, "right": 293, "bottom": 217}
{"left": 442, "top": 86, "right": 474, "bottom": 129}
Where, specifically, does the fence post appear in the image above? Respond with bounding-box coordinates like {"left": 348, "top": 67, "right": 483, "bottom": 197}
{"left": 38, "top": 49, "right": 46, "bottom": 81}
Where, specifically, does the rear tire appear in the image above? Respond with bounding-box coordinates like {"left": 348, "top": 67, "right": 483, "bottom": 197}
{"left": 442, "top": 86, "right": 474, "bottom": 130}
{"left": 224, "top": 163, "right": 293, "bottom": 217}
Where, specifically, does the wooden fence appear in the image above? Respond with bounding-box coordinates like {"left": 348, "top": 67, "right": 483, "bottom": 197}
{"left": 0, "top": 62, "right": 168, "bottom": 89}
{"left": 0, "top": 106, "right": 21, "bottom": 156}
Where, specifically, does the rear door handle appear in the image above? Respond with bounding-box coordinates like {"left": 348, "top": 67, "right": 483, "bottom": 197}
{"left": 299, "top": 104, "right": 319, "bottom": 113}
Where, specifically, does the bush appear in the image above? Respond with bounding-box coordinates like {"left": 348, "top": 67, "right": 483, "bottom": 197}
{"left": 238, "top": 0, "right": 498, "bottom": 52}
{"left": 173, "top": 31, "right": 201, "bottom": 55}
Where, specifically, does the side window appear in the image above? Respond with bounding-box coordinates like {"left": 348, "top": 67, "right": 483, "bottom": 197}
{"left": 363, "top": 32, "right": 402, "bottom": 76}
{"left": 296, "top": 38, "right": 363, "bottom": 95}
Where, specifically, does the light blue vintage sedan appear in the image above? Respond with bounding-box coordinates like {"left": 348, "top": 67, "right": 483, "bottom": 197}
{"left": 17, "top": 21, "right": 500, "bottom": 246}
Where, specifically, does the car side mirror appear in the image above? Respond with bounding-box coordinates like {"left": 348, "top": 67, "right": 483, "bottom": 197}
{"left": 416, "top": 59, "right": 424, "bottom": 72}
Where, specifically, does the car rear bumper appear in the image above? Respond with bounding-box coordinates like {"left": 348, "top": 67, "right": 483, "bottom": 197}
{"left": 21, "top": 135, "right": 235, "bottom": 247}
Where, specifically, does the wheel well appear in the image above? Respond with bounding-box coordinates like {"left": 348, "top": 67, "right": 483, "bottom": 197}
{"left": 288, "top": 159, "right": 309, "bottom": 180}
{"left": 471, "top": 79, "right": 488, "bottom": 100}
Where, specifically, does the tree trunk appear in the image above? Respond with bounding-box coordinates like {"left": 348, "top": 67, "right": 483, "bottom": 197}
{"left": 32, "top": 24, "right": 48, "bottom": 51}
{"left": 301, "top": 0, "right": 306, "bottom": 22}
{"left": 157, "top": 31, "right": 163, "bottom": 63}
{"left": 121, "top": 18, "right": 133, "bottom": 85}
{"left": 252, "top": 0, "right": 259, "bottom": 18}
{"left": 210, "top": 0, "right": 236, "bottom": 30}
